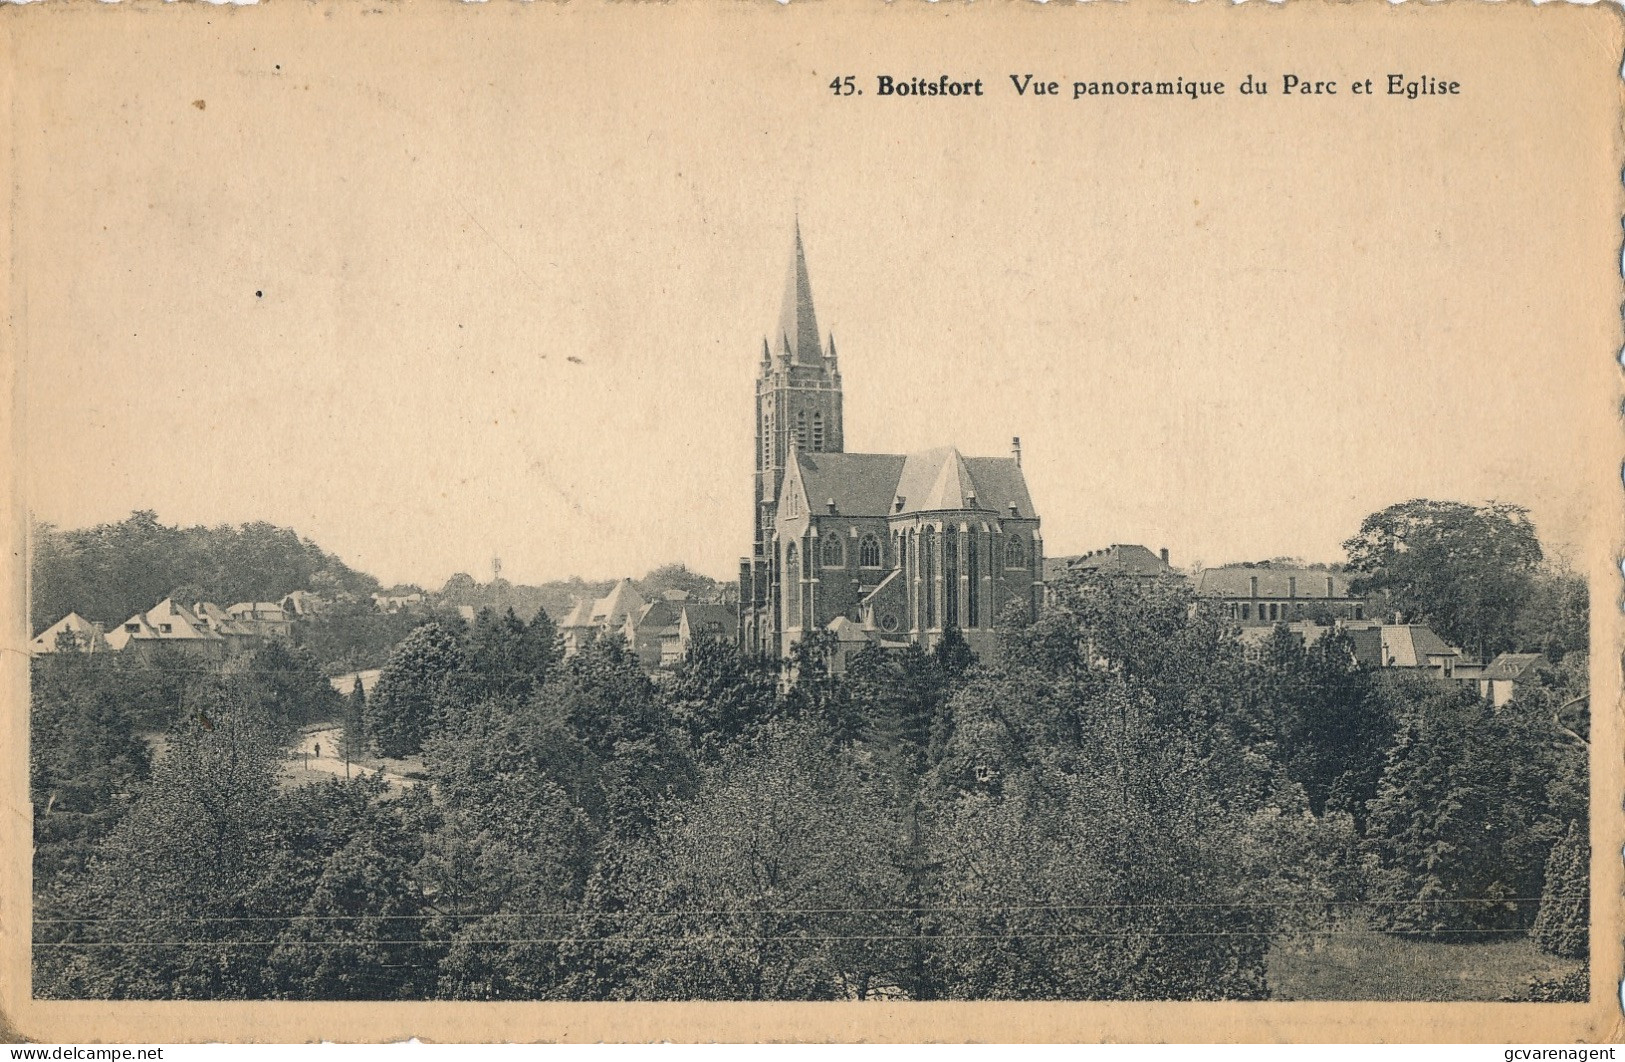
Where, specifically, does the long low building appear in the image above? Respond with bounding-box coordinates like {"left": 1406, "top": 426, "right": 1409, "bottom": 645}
{"left": 1193, "top": 565, "right": 1369, "bottom": 626}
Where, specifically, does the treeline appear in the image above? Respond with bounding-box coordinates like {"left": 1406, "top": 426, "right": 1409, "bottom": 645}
{"left": 32, "top": 572, "right": 1588, "bottom": 1001}
{"left": 31, "top": 511, "right": 380, "bottom": 631}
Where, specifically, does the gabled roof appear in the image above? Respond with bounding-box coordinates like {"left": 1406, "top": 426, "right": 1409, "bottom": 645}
{"left": 143, "top": 599, "right": 220, "bottom": 640}
{"left": 1349, "top": 624, "right": 1459, "bottom": 668}
{"left": 1236, "top": 621, "right": 1333, "bottom": 651}
{"left": 635, "top": 599, "right": 684, "bottom": 631}
{"left": 679, "top": 603, "right": 738, "bottom": 641}
{"left": 591, "top": 579, "right": 646, "bottom": 627}
{"left": 192, "top": 602, "right": 257, "bottom": 637}
{"left": 227, "top": 601, "right": 286, "bottom": 619}
{"left": 1194, "top": 567, "right": 1355, "bottom": 600}
{"left": 1067, "top": 544, "right": 1171, "bottom": 577}
{"left": 827, "top": 615, "right": 876, "bottom": 644}
{"left": 794, "top": 452, "right": 909, "bottom": 517}
{"left": 789, "top": 447, "right": 1036, "bottom": 520}
{"left": 1482, "top": 652, "right": 1547, "bottom": 681}
{"left": 559, "top": 598, "right": 593, "bottom": 629}
{"left": 30, "top": 612, "right": 109, "bottom": 653}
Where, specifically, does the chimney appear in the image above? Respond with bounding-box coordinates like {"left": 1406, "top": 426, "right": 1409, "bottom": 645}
{"left": 1160, "top": 547, "right": 1169, "bottom": 566}
{"left": 1011, "top": 436, "right": 1022, "bottom": 467}
{"left": 826, "top": 498, "right": 837, "bottom": 514}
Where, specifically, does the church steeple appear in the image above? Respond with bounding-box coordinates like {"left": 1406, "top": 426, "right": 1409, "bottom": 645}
{"left": 778, "top": 221, "right": 823, "bottom": 365}
{"left": 750, "top": 220, "right": 846, "bottom": 655}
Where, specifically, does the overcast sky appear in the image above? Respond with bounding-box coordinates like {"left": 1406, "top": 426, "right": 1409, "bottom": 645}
{"left": 15, "top": 5, "right": 1617, "bottom": 589}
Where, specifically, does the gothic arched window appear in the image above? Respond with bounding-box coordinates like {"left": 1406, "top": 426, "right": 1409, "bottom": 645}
{"left": 821, "top": 532, "right": 845, "bottom": 568}
{"left": 812, "top": 411, "right": 825, "bottom": 451}
{"left": 796, "top": 410, "right": 808, "bottom": 450}
{"left": 785, "top": 543, "right": 802, "bottom": 629}
{"left": 859, "top": 533, "right": 882, "bottom": 568}
{"left": 966, "top": 533, "right": 980, "bottom": 628}
{"left": 1004, "top": 535, "right": 1026, "bottom": 570}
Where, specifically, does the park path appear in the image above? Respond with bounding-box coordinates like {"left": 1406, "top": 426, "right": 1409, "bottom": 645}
{"left": 287, "top": 724, "right": 412, "bottom": 789}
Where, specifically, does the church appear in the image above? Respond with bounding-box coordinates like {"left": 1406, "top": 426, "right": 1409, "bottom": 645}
{"left": 738, "top": 226, "right": 1044, "bottom": 661}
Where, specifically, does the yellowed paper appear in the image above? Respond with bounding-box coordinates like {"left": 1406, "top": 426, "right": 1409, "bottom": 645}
{"left": 2, "top": 0, "right": 1621, "bottom": 1043}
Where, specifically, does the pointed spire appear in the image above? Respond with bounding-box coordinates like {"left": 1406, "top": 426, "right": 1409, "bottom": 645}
{"left": 778, "top": 220, "right": 822, "bottom": 366}
{"left": 825, "top": 332, "right": 837, "bottom": 363}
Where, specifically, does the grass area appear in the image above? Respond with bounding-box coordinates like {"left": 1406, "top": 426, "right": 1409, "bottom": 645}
{"left": 1269, "top": 927, "right": 1585, "bottom": 1001}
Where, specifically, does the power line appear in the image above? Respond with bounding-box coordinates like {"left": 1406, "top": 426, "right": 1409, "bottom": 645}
{"left": 34, "top": 895, "right": 1584, "bottom": 924}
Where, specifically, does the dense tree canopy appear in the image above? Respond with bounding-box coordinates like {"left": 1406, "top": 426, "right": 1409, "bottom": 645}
{"left": 1342, "top": 499, "right": 1543, "bottom": 659}
{"left": 32, "top": 498, "right": 1591, "bottom": 1002}
{"left": 31, "top": 511, "right": 380, "bottom": 632}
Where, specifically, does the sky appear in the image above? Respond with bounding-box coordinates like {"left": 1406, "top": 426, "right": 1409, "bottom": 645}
{"left": 13, "top": 4, "right": 1619, "bottom": 590}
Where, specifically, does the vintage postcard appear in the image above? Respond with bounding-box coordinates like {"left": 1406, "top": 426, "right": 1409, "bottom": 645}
{"left": 1, "top": 0, "right": 1621, "bottom": 1044}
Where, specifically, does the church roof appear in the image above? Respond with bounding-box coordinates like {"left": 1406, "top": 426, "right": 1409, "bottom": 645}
{"left": 790, "top": 447, "right": 1035, "bottom": 519}
{"left": 777, "top": 222, "right": 823, "bottom": 366}
{"left": 795, "top": 452, "right": 909, "bottom": 516}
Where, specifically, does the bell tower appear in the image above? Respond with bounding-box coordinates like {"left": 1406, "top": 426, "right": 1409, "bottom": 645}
{"left": 743, "top": 223, "right": 845, "bottom": 653}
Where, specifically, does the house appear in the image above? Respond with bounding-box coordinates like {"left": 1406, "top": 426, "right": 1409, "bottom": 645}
{"left": 1045, "top": 545, "right": 1175, "bottom": 601}
{"left": 372, "top": 591, "right": 425, "bottom": 614}
{"left": 279, "top": 590, "right": 324, "bottom": 617}
{"left": 1059, "top": 544, "right": 1174, "bottom": 579}
{"left": 1194, "top": 566, "right": 1367, "bottom": 627}
{"left": 1348, "top": 623, "right": 1466, "bottom": 679}
{"left": 559, "top": 578, "right": 647, "bottom": 657}
{"left": 191, "top": 601, "right": 264, "bottom": 655}
{"left": 105, "top": 598, "right": 226, "bottom": 659}
{"left": 29, "top": 612, "right": 109, "bottom": 654}
{"left": 1479, "top": 652, "right": 1548, "bottom": 707}
{"left": 658, "top": 601, "right": 740, "bottom": 668}
{"left": 225, "top": 601, "right": 293, "bottom": 640}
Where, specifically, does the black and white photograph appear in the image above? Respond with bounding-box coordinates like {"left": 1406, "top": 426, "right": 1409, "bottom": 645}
{"left": 2, "top": 1, "right": 1619, "bottom": 1043}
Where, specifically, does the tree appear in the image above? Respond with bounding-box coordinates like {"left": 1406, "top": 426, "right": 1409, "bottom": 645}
{"left": 1513, "top": 565, "right": 1589, "bottom": 662}
{"left": 266, "top": 782, "right": 438, "bottom": 1000}
{"left": 1342, "top": 499, "right": 1543, "bottom": 659}
{"left": 31, "top": 511, "right": 379, "bottom": 632}
{"left": 34, "top": 680, "right": 289, "bottom": 999}
{"left": 341, "top": 677, "right": 367, "bottom": 764}
{"left": 665, "top": 638, "right": 779, "bottom": 762}
{"left": 607, "top": 719, "right": 910, "bottom": 1000}
{"left": 243, "top": 640, "right": 342, "bottom": 730}
{"left": 366, "top": 623, "right": 467, "bottom": 758}
{"left": 782, "top": 629, "right": 860, "bottom": 742}
{"left": 1532, "top": 821, "right": 1588, "bottom": 960}
{"left": 1252, "top": 627, "right": 1393, "bottom": 824}
{"left": 933, "top": 626, "right": 976, "bottom": 679}
{"left": 1363, "top": 680, "right": 1576, "bottom": 937}
{"left": 636, "top": 562, "right": 722, "bottom": 602}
